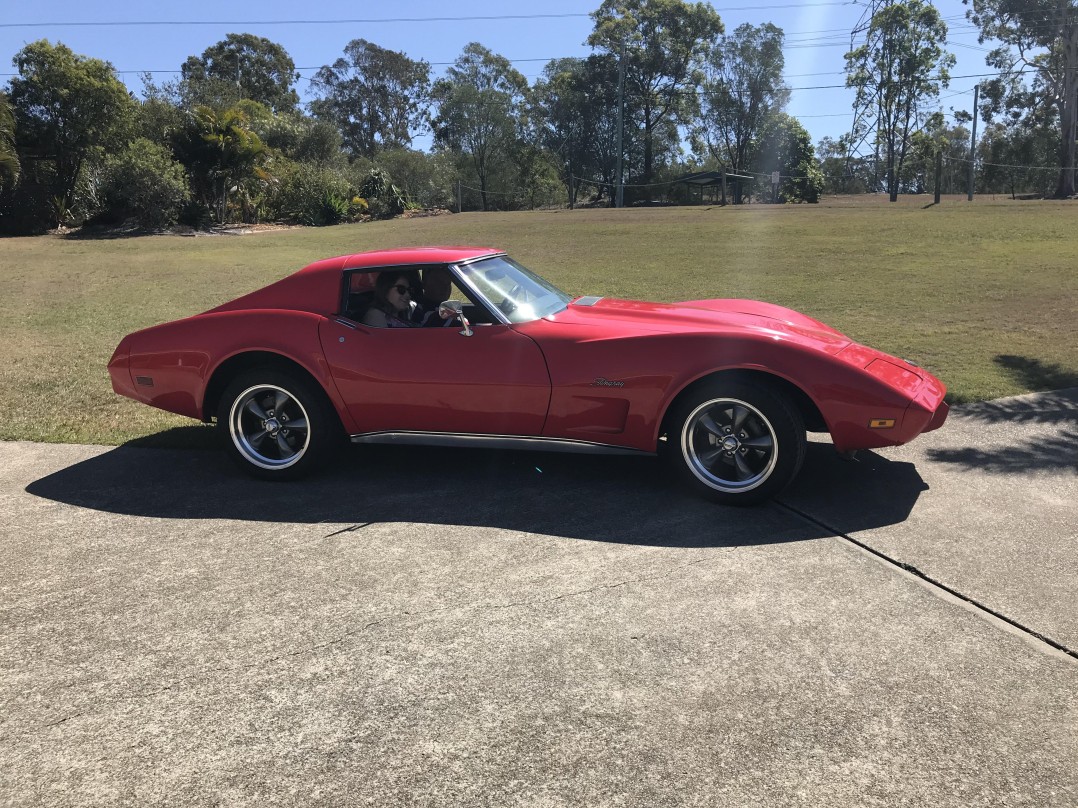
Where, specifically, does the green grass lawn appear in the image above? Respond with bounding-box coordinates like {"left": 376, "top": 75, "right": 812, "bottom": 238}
{"left": 2, "top": 195, "right": 1076, "bottom": 446}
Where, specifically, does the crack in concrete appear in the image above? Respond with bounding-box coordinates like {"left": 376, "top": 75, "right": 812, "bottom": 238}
{"left": 322, "top": 522, "right": 371, "bottom": 539}
{"left": 775, "top": 501, "right": 1078, "bottom": 665}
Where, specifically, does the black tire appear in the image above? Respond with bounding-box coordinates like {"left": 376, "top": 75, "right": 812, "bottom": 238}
{"left": 663, "top": 380, "right": 806, "bottom": 505}
{"left": 217, "top": 368, "right": 341, "bottom": 480}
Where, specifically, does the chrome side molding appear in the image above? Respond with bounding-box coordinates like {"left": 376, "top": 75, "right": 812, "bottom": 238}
{"left": 350, "top": 430, "right": 654, "bottom": 456}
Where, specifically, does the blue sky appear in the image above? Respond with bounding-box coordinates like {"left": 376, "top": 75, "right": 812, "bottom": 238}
{"left": 1, "top": 0, "right": 994, "bottom": 151}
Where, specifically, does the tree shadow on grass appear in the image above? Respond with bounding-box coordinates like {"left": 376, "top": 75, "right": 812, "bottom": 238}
{"left": 994, "top": 355, "right": 1078, "bottom": 400}
{"left": 26, "top": 437, "right": 928, "bottom": 549}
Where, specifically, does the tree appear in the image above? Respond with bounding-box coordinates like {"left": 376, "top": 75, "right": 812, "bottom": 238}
{"left": 817, "top": 136, "right": 873, "bottom": 195}
{"left": 173, "top": 105, "right": 271, "bottom": 223}
{"left": 180, "top": 34, "right": 299, "bottom": 113}
{"left": 696, "top": 22, "right": 789, "bottom": 202}
{"left": 431, "top": 43, "right": 529, "bottom": 210}
{"left": 310, "top": 39, "right": 431, "bottom": 159}
{"left": 964, "top": 0, "right": 1078, "bottom": 197}
{"left": 752, "top": 113, "right": 823, "bottom": 203}
{"left": 588, "top": 0, "right": 724, "bottom": 185}
{"left": 978, "top": 119, "right": 1059, "bottom": 198}
{"left": 845, "top": 0, "right": 954, "bottom": 201}
{"left": 375, "top": 148, "right": 456, "bottom": 209}
{"left": 7, "top": 40, "right": 135, "bottom": 224}
{"left": 533, "top": 55, "right": 624, "bottom": 205}
{"left": 260, "top": 113, "right": 345, "bottom": 166}
{"left": 0, "top": 93, "right": 18, "bottom": 190}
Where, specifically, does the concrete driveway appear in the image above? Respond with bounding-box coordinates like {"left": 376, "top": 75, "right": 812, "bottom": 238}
{"left": 1, "top": 390, "right": 1075, "bottom": 806}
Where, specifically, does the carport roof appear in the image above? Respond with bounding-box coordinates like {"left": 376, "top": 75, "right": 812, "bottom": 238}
{"left": 674, "top": 170, "right": 755, "bottom": 186}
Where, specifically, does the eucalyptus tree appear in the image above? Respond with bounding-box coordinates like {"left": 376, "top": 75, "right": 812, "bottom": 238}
{"left": 7, "top": 40, "right": 135, "bottom": 225}
{"left": 845, "top": 0, "right": 954, "bottom": 201}
{"left": 965, "top": 0, "right": 1078, "bottom": 197}
{"left": 588, "top": 0, "right": 724, "bottom": 185}
{"left": 533, "top": 55, "right": 624, "bottom": 204}
{"left": 696, "top": 22, "right": 789, "bottom": 202}
{"left": 181, "top": 34, "right": 299, "bottom": 113}
{"left": 978, "top": 119, "right": 1060, "bottom": 197}
{"left": 310, "top": 39, "right": 431, "bottom": 159}
{"left": 431, "top": 43, "right": 529, "bottom": 210}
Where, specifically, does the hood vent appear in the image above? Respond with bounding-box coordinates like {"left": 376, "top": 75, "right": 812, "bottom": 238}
{"left": 574, "top": 296, "right": 604, "bottom": 307}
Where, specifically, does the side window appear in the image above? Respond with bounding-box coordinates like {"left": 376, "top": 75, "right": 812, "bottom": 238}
{"left": 341, "top": 271, "right": 378, "bottom": 321}
{"left": 339, "top": 266, "right": 500, "bottom": 327}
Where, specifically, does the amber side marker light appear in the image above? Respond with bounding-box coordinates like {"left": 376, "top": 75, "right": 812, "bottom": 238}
{"left": 869, "top": 419, "right": 896, "bottom": 429}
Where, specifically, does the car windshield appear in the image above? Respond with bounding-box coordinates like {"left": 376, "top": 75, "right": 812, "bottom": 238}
{"left": 453, "top": 255, "right": 572, "bottom": 324}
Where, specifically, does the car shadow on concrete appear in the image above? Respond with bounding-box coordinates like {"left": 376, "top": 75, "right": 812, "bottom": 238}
{"left": 25, "top": 437, "right": 928, "bottom": 548}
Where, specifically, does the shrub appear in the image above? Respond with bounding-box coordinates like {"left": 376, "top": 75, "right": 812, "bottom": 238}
{"left": 102, "top": 138, "right": 190, "bottom": 228}
{"left": 359, "top": 167, "right": 406, "bottom": 219}
{"left": 269, "top": 160, "right": 355, "bottom": 225}
{"left": 374, "top": 149, "right": 456, "bottom": 209}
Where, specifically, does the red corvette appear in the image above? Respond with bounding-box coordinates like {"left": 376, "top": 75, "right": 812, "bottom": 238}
{"left": 108, "top": 247, "right": 948, "bottom": 504}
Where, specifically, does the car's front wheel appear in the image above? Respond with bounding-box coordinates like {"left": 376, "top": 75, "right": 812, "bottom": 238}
{"left": 664, "top": 380, "right": 806, "bottom": 505}
{"left": 217, "top": 369, "right": 340, "bottom": 480}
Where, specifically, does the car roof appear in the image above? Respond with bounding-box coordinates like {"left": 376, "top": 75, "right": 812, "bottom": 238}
{"left": 293, "top": 246, "right": 500, "bottom": 276}
{"left": 207, "top": 246, "right": 503, "bottom": 316}
{"left": 340, "top": 246, "right": 502, "bottom": 268}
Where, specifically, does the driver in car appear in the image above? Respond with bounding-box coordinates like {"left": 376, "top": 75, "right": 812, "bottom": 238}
{"left": 412, "top": 267, "right": 458, "bottom": 327}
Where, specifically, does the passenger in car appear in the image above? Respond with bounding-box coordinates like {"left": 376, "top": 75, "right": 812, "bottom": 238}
{"left": 362, "top": 272, "right": 421, "bottom": 328}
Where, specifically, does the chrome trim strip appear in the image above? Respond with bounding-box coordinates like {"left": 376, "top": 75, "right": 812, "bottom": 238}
{"left": 342, "top": 253, "right": 503, "bottom": 273}
{"left": 350, "top": 430, "right": 654, "bottom": 456}
{"left": 451, "top": 252, "right": 508, "bottom": 267}
{"left": 333, "top": 317, "right": 358, "bottom": 329}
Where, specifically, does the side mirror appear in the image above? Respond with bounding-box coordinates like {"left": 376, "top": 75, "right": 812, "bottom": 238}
{"left": 438, "top": 300, "right": 473, "bottom": 337}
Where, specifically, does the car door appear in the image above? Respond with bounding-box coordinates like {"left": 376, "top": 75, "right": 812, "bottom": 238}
{"left": 319, "top": 317, "right": 552, "bottom": 437}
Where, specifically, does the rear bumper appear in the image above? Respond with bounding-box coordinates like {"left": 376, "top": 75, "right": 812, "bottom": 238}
{"left": 107, "top": 338, "right": 135, "bottom": 399}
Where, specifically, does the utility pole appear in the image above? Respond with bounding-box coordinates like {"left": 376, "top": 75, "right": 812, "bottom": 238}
{"left": 967, "top": 84, "right": 979, "bottom": 202}
{"left": 568, "top": 132, "right": 574, "bottom": 210}
{"left": 615, "top": 40, "right": 626, "bottom": 209}
{"left": 934, "top": 150, "right": 942, "bottom": 205}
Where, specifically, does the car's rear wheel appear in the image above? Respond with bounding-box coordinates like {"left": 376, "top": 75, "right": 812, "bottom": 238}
{"left": 218, "top": 369, "right": 339, "bottom": 480}
{"left": 664, "top": 380, "right": 806, "bottom": 505}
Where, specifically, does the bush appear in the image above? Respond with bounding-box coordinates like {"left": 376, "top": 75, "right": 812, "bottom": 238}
{"left": 102, "top": 138, "right": 190, "bottom": 227}
{"left": 269, "top": 160, "right": 356, "bottom": 225}
{"left": 359, "top": 167, "right": 406, "bottom": 219}
{"left": 374, "top": 149, "right": 456, "bottom": 209}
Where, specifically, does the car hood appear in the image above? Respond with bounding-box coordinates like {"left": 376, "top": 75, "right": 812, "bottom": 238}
{"left": 549, "top": 297, "right": 852, "bottom": 353}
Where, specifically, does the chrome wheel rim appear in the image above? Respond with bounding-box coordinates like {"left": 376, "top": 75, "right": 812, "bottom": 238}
{"left": 681, "top": 397, "right": 778, "bottom": 493}
{"left": 228, "top": 384, "right": 311, "bottom": 471}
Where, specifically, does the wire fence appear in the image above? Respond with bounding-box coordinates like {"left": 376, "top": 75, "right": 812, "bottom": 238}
{"left": 445, "top": 154, "right": 1073, "bottom": 211}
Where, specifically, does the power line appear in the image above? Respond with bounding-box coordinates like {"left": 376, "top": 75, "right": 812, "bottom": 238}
{"left": 0, "top": 4, "right": 855, "bottom": 29}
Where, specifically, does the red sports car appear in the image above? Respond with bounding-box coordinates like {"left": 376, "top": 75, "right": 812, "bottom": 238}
{"left": 108, "top": 247, "right": 948, "bottom": 504}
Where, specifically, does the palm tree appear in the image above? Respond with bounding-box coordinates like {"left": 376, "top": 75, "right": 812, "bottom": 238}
{"left": 0, "top": 94, "right": 20, "bottom": 189}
